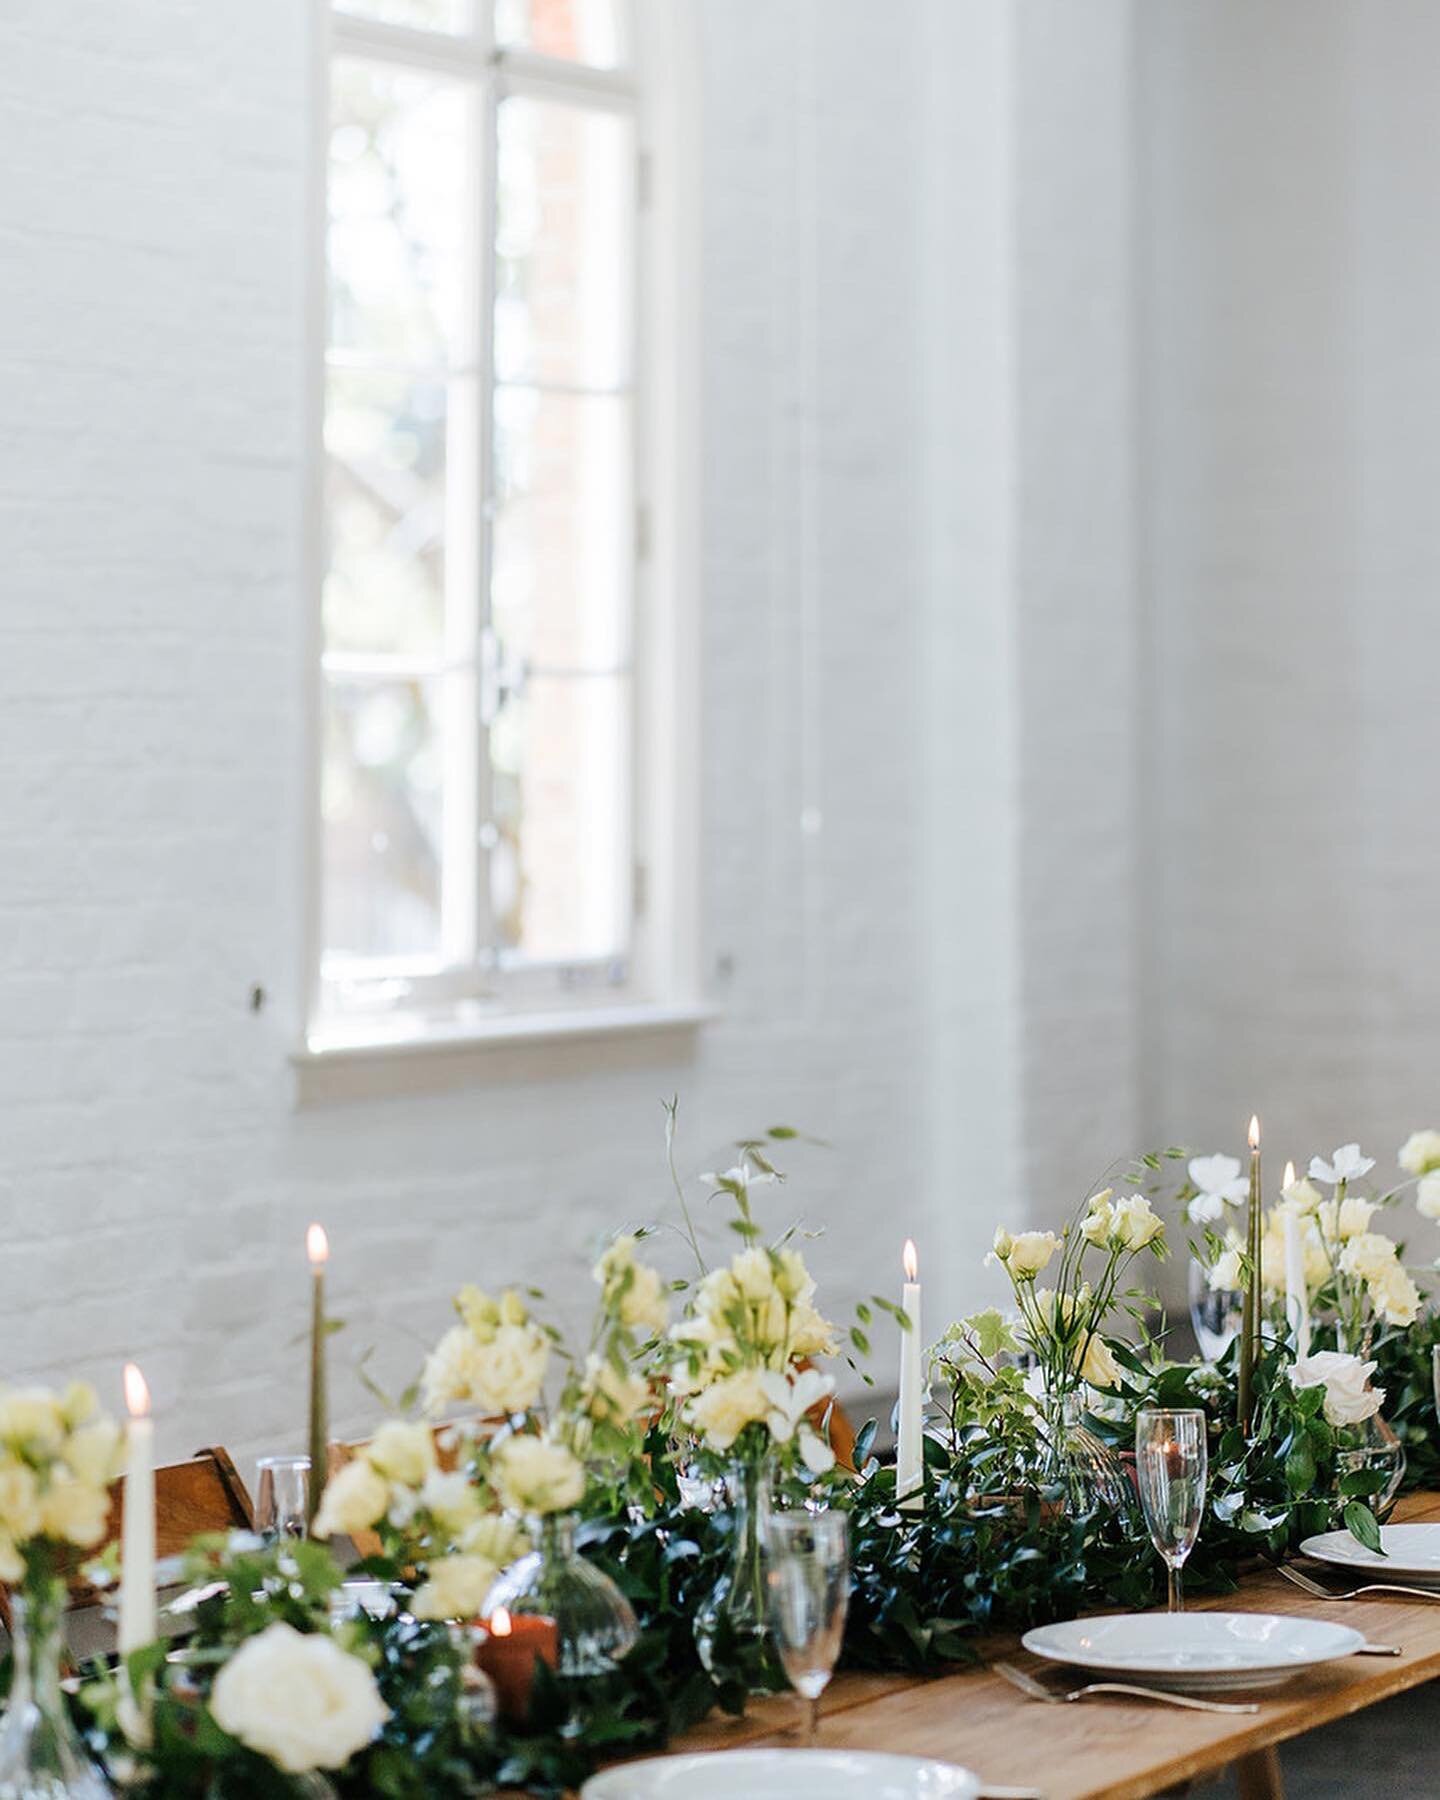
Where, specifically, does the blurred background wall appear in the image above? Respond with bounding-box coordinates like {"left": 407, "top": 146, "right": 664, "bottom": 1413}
{"left": 0, "top": 0, "right": 1436, "bottom": 1463}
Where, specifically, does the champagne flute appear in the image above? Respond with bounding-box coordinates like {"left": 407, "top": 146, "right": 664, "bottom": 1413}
{"left": 1135, "top": 1408, "right": 1207, "bottom": 1613}
{"left": 763, "top": 1509, "right": 849, "bottom": 1745}
{"left": 255, "top": 1454, "right": 311, "bottom": 1543}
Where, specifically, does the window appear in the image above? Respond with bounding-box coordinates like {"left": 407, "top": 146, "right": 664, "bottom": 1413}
{"left": 313, "top": 0, "right": 676, "bottom": 1048}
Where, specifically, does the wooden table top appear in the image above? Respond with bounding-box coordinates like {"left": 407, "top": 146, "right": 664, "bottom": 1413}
{"left": 654, "top": 1490, "right": 1440, "bottom": 1800}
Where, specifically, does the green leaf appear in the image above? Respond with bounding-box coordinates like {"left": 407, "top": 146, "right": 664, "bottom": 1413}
{"left": 1343, "top": 1501, "right": 1386, "bottom": 1556}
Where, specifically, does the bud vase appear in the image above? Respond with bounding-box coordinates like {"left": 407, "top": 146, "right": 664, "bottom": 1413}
{"left": 1328, "top": 1327, "right": 1406, "bottom": 1519}
{"left": 693, "top": 1457, "right": 786, "bottom": 1693}
{"left": 1039, "top": 1390, "right": 1134, "bottom": 1520}
{"left": 483, "top": 1513, "right": 638, "bottom": 1679}
{"left": 0, "top": 1584, "right": 111, "bottom": 1800}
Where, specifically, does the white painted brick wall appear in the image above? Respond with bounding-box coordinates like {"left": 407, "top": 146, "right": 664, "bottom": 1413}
{"left": 0, "top": 0, "right": 950, "bottom": 1472}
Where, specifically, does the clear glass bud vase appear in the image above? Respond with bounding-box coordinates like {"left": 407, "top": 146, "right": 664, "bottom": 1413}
{"left": 1329, "top": 1328, "right": 1406, "bottom": 1519}
{"left": 0, "top": 1584, "right": 111, "bottom": 1800}
{"left": 1039, "top": 1390, "right": 1134, "bottom": 1520}
{"left": 483, "top": 1514, "right": 638, "bottom": 1679}
{"left": 693, "top": 1458, "right": 786, "bottom": 1693}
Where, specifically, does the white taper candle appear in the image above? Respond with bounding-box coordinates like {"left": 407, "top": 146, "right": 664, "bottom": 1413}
{"left": 896, "top": 1239, "right": 923, "bottom": 1506}
{"left": 118, "top": 1363, "right": 156, "bottom": 1655}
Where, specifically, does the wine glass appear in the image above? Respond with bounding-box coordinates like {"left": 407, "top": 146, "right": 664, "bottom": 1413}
{"left": 1135, "top": 1408, "right": 1207, "bottom": 1613}
{"left": 1432, "top": 1345, "right": 1440, "bottom": 1429}
{"left": 763, "top": 1509, "right": 849, "bottom": 1745}
{"left": 254, "top": 1454, "right": 311, "bottom": 1543}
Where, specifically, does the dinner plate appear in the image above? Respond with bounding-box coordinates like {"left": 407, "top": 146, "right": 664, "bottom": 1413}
{"left": 1300, "top": 1523, "right": 1440, "bottom": 1586}
{"left": 1022, "top": 1611, "right": 1365, "bottom": 1692}
{"left": 581, "top": 1748, "right": 982, "bottom": 1799}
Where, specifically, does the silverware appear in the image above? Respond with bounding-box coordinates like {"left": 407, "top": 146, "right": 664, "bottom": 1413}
{"left": 993, "top": 1660, "right": 1259, "bottom": 1716}
{"left": 1277, "top": 1562, "right": 1440, "bottom": 1604}
{"left": 977, "top": 1789, "right": 1045, "bottom": 1799}
{"left": 1358, "top": 1642, "right": 1403, "bottom": 1656}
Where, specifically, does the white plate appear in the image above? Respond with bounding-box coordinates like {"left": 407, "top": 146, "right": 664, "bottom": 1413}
{"left": 1022, "top": 1611, "right": 1365, "bottom": 1692}
{"left": 581, "top": 1749, "right": 982, "bottom": 1800}
{"left": 1301, "top": 1523, "right": 1440, "bottom": 1586}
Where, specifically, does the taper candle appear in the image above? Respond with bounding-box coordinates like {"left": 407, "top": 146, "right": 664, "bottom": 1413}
{"left": 1238, "top": 1116, "right": 1261, "bottom": 1430}
{"left": 119, "top": 1362, "right": 156, "bottom": 1655}
{"left": 306, "top": 1224, "right": 329, "bottom": 1530}
{"left": 1281, "top": 1160, "right": 1311, "bottom": 1359}
{"left": 896, "top": 1239, "right": 923, "bottom": 1506}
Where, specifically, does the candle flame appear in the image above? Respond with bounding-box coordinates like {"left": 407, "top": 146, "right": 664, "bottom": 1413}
{"left": 1249, "top": 1115, "right": 1261, "bottom": 1150}
{"left": 490, "top": 1607, "right": 512, "bottom": 1638}
{"left": 1283, "top": 1160, "right": 1296, "bottom": 1190}
{"left": 903, "top": 1239, "right": 918, "bottom": 1281}
{"left": 123, "top": 1362, "right": 150, "bottom": 1420}
{"left": 306, "top": 1223, "right": 329, "bottom": 1268}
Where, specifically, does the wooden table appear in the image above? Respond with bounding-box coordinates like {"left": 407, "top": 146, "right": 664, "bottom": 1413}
{"left": 654, "top": 1491, "right": 1440, "bottom": 1800}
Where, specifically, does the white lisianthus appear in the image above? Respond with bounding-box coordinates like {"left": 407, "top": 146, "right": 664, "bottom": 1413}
{"left": 788, "top": 1300, "right": 840, "bottom": 1360}
{"left": 1399, "top": 1130, "right": 1440, "bottom": 1177}
{"left": 459, "top": 1512, "right": 530, "bottom": 1565}
{"left": 58, "top": 1383, "right": 100, "bottom": 1432}
{"left": 1081, "top": 1191, "right": 1114, "bottom": 1246}
{"left": 578, "top": 1356, "right": 651, "bottom": 1428}
{"left": 756, "top": 1368, "right": 836, "bottom": 1475}
{"left": 1309, "top": 1144, "right": 1376, "bottom": 1187}
{"left": 593, "top": 1236, "right": 671, "bottom": 1335}
{"left": 65, "top": 1421, "right": 123, "bottom": 1489}
{"left": 0, "top": 1390, "right": 65, "bottom": 1454}
{"left": 685, "top": 1369, "right": 772, "bottom": 1452}
{"left": 490, "top": 1436, "right": 585, "bottom": 1518}
{"left": 1289, "top": 1351, "right": 1385, "bottom": 1429}
{"left": 1208, "top": 1239, "right": 1243, "bottom": 1292}
{"left": 1318, "top": 1195, "right": 1376, "bottom": 1242}
{"left": 994, "top": 1230, "right": 1060, "bottom": 1279}
{"left": 0, "top": 1466, "right": 42, "bottom": 1543}
{"left": 411, "top": 1553, "right": 504, "bottom": 1623}
{"left": 1281, "top": 1175, "right": 1323, "bottom": 1215}
{"left": 731, "top": 1247, "right": 779, "bottom": 1303}
{"left": 1417, "top": 1174, "right": 1440, "bottom": 1222}
{"left": 210, "top": 1623, "right": 388, "bottom": 1774}
{"left": 1079, "top": 1333, "right": 1122, "bottom": 1390}
{"left": 313, "top": 1458, "right": 390, "bottom": 1541}
{"left": 40, "top": 1475, "right": 109, "bottom": 1549}
{"left": 1338, "top": 1231, "right": 1401, "bottom": 1285}
{"left": 1186, "top": 1155, "right": 1249, "bottom": 1223}
{"left": 421, "top": 1321, "right": 550, "bottom": 1419}
{"left": 417, "top": 1469, "right": 483, "bottom": 1538}
{"left": 1369, "top": 1263, "right": 1422, "bottom": 1328}
{"left": 1110, "top": 1194, "right": 1164, "bottom": 1252}
{"left": 366, "top": 1421, "right": 436, "bottom": 1489}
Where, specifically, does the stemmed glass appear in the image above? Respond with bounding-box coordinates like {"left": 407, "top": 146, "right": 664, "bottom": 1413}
{"left": 1135, "top": 1408, "right": 1207, "bottom": 1613}
{"left": 1432, "top": 1345, "right": 1440, "bottom": 1430}
{"left": 255, "top": 1454, "right": 311, "bottom": 1543}
{"left": 763, "top": 1509, "right": 850, "bottom": 1746}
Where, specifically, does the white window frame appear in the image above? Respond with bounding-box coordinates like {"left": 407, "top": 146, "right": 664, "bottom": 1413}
{"left": 300, "top": 0, "right": 702, "bottom": 1062}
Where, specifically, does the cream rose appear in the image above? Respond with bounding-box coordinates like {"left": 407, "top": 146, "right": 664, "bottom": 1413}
{"left": 685, "top": 1368, "right": 772, "bottom": 1452}
{"left": 417, "top": 1469, "right": 482, "bottom": 1538}
{"left": 1370, "top": 1263, "right": 1422, "bottom": 1328}
{"left": 1339, "top": 1231, "right": 1401, "bottom": 1284}
{"left": 210, "top": 1623, "right": 388, "bottom": 1774}
{"left": 410, "top": 1553, "right": 502, "bottom": 1623}
{"left": 1400, "top": 1129, "right": 1440, "bottom": 1177}
{"left": 1000, "top": 1230, "right": 1060, "bottom": 1279}
{"left": 579, "top": 1356, "right": 650, "bottom": 1427}
{"left": 1081, "top": 1192, "right": 1114, "bottom": 1247}
{"left": 1079, "top": 1333, "right": 1122, "bottom": 1389}
{"left": 1110, "top": 1194, "right": 1164, "bottom": 1252}
{"left": 731, "top": 1248, "right": 778, "bottom": 1303}
{"left": 1289, "top": 1350, "right": 1384, "bottom": 1429}
{"left": 1282, "top": 1175, "right": 1324, "bottom": 1215}
{"left": 1418, "top": 1174, "right": 1440, "bottom": 1222}
{"left": 40, "top": 1474, "right": 108, "bottom": 1548}
{"left": 65, "top": 1420, "right": 123, "bottom": 1489}
{"left": 1319, "top": 1196, "right": 1376, "bottom": 1242}
{"left": 366, "top": 1421, "right": 436, "bottom": 1489}
{"left": 0, "top": 1390, "right": 64, "bottom": 1454}
{"left": 313, "top": 1458, "right": 390, "bottom": 1541}
{"left": 459, "top": 1512, "right": 530, "bottom": 1565}
{"left": 490, "top": 1435, "right": 585, "bottom": 1517}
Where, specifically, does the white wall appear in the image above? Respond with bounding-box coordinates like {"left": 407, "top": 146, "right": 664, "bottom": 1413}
{"left": 0, "top": 0, "right": 955, "bottom": 1467}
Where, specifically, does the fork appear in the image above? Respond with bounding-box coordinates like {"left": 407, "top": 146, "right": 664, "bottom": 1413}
{"left": 994, "top": 1661, "right": 1259, "bottom": 1715}
{"left": 1276, "top": 1562, "right": 1440, "bottom": 1604}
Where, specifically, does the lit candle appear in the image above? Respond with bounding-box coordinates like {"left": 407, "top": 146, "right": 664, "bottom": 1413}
{"left": 1281, "top": 1159, "right": 1311, "bottom": 1359}
{"left": 306, "top": 1224, "right": 329, "bottom": 1530}
{"left": 473, "top": 1607, "right": 560, "bottom": 1725}
{"left": 1238, "top": 1116, "right": 1261, "bottom": 1431}
{"left": 896, "top": 1239, "right": 923, "bottom": 1507}
{"left": 119, "top": 1363, "right": 156, "bottom": 1655}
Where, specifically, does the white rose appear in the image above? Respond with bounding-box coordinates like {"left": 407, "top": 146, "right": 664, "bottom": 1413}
{"left": 418, "top": 1469, "right": 482, "bottom": 1539}
{"left": 313, "top": 1459, "right": 389, "bottom": 1541}
{"left": 579, "top": 1356, "right": 650, "bottom": 1427}
{"left": 1400, "top": 1129, "right": 1440, "bottom": 1177}
{"left": 620, "top": 1262, "right": 669, "bottom": 1335}
{"left": 366, "top": 1422, "right": 436, "bottom": 1489}
{"left": 410, "top": 1553, "right": 501, "bottom": 1623}
{"left": 39, "top": 1475, "right": 108, "bottom": 1548}
{"left": 1417, "top": 1174, "right": 1440, "bottom": 1222}
{"left": 1080, "top": 1333, "right": 1121, "bottom": 1389}
{"left": 1370, "top": 1263, "right": 1422, "bottom": 1328}
{"left": 0, "top": 1465, "right": 42, "bottom": 1542}
{"left": 1110, "top": 1194, "right": 1164, "bottom": 1252}
{"left": 473, "top": 1323, "right": 550, "bottom": 1417}
{"left": 1282, "top": 1176, "right": 1324, "bottom": 1215}
{"left": 65, "top": 1421, "right": 122, "bottom": 1489}
{"left": 421, "top": 1326, "right": 488, "bottom": 1414}
{"left": 1319, "top": 1196, "right": 1376, "bottom": 1242}
{"left": 0, "top": 1390, "right": 64, "bottom": 1454}
{"left": 1289, "top": 1350, "right": 1385, "bottom": 1429}
{"left": 1003, "top": 1231, "right": 1061, "bottom": 1279}
{"left": 459, "top": 1512, "right": 530, "bottom": 1566}
{"left": 490, "top": 1436, "right": 585, "bottom": 1518}
{"left": 685, "top": 1368, "right": 772, "bottom": 1452}
{"left": 210, "top": 1623, "right": 388, "bottom": 1774}
{"left": 1339, "top": 1231, "right": 1400, "bottom": 1284}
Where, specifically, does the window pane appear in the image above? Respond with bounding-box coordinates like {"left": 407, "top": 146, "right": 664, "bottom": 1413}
{"left": 495, "top": 0, "right": 623, "bottom": 68}
{"left": 325, "top": 368, "right": 458, "bottom": 656}
{"left": 488, "top": 674, "right": 630, "bottom": 963}
{"left": 329, "top": 59, "right": 471, "bottom": 367}
{"left": 335, "top": 0, "right": 473, "bottom": 37}
{"left": 323, "top": 678, "right": 446, "bottom": 962}
{"left": 492, "top": 387, "right": 631, "bottom": 670}
{"left": 495, "top": 96, "right": 634, "bottom": 388}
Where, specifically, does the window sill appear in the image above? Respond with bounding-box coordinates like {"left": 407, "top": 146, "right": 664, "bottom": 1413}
{"left": 291, "top": 999, "right": 717, "bottom": 1104}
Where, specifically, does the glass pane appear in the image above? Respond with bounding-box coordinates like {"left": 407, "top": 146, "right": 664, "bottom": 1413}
{"left": 492, "top": 387, "right": 631, "bottom": 669}
{"left": 336, "top": 0, "right": 472, "bottom": 29}
{"left": 495, "top": 96, "right": 634, "bottom": 389}
{"left": 328, "top": 59, "right": 471, "bottom": 366}
{"left": 488, "top": 674, "right": 630, "bottom": 963}
{"left": 323, "top": 678, "right": 446, "bottom": 962}
{"left": 325, "top": 368, "right": 459, "bottom": 656}
{"left": 495, "top": 0, "right": 623, "bottom": 68}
